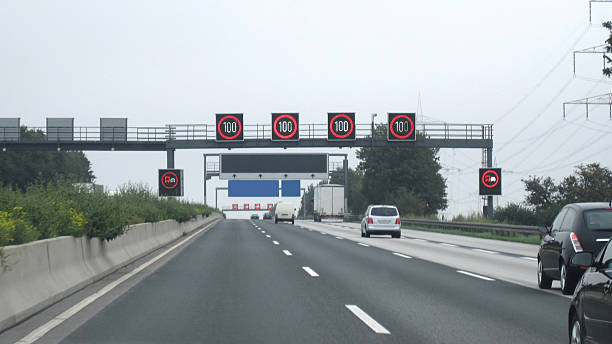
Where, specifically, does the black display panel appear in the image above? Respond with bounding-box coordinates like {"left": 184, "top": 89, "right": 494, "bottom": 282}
{"left": 327, "top": 113, "right": 355, "bottom": 141}
{"left": 479, "top": 168, "right": 502, "bottom": 196}
{"left": 216, "top": 113, "right": 244, "bottom": 141}
{"left": 271, "top": 113, "right": 299, "bottom": 141}
{"left": 387, "top": 113, "right": 416, "bottom": 141}
{"left": 219, "top": 153, "right": 328, "bottom": 179}
{"left": 159, "top": 169, "right": 184, "bottom": 197}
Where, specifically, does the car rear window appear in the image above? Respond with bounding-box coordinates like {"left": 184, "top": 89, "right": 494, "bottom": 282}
{"left": 584, "top": 210, "right": 612, "bottom": 230}
{"left": 371, "top": 207, "right": 398, "bottom": 216}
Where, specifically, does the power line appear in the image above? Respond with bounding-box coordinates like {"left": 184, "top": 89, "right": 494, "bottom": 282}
{"left": 493, "top": 24, "right": 590, "bottom": 125}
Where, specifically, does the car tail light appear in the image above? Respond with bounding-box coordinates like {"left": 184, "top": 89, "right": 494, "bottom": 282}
{"left": 396, "top": 218, "right": 401, "bottom": 225}
{"left": 368, "top": 217, "right": 373, "bottom": 224}
{"left": 570, "top": 232, "right": 583, "bottom": 252}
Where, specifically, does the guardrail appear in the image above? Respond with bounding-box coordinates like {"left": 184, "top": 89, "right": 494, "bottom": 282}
{"left": 1, "top": 123, "right": 493, "bottom": 143}
{"left": 343, "top": 215, "right": 539, "bottom": 236}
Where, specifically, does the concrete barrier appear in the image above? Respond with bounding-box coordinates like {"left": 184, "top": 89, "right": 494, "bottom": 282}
{"left": 0, "top": 213, "right": 221, "bottom": 333}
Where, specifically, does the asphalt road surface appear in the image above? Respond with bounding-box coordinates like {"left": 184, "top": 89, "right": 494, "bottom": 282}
{"left": 24, "top": 219, "right": 570, "bottom": 343}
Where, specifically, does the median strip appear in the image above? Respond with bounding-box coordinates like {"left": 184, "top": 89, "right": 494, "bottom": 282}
{"left": 302, "top": 267, "right": 319, "bottom": 277}
{"left": 457, "top": 270, "right": 495, "bottom": 281}
{"left": 345, "top": 305, "right": 390, "bottom": 334}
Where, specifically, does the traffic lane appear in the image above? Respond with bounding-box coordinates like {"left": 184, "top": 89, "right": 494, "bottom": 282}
{"left": 260, "top": 221, "right": 569, "bottom": 343}
{"left": 321, "top": 220, "right": 539, "bottom": 257}
{"left": 60, "top": 220, "right": 374, "bottom": 344}
{"left": 297, "top": 220, "right": 550, "bottom": 291}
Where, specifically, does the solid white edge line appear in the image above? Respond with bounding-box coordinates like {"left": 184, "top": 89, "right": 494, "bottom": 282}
{"left": 302, "top": 266, "right": 319, "bottom": 277}
{"left": 472, "top": 248, "right": 498, "bottom": 254}
{"left": 357, "top": 242, "right": 370, "bottom": 247}
{"left": 273, "top": 241, "right": 279, "bottom": 245}
{"left": 16, "top": 220, "right": 219, "bottom": 344}
{"left": 345, "top": 305, "right": 390, "bottom": 334}
{"left": 392, "top": 252, "right": 412, "bottom": 259}
{"left": 521, "top": 257, "right": 537, "bottom": 261}
{"left": 439, "top": 243, "right": 458, "bottom": 247}
{"left": 335, "top": 236, "right": 343, "bottom": 240}
{"left": 457, "top": 270, "right": 495, "bottom": 281}
{"left": 282, "top": 250, "right": 293, "bottom": 256}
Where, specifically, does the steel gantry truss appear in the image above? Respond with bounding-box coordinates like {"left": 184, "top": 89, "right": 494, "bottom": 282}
{"left": 1, "top": 120, "right": 495, "bottom": 218}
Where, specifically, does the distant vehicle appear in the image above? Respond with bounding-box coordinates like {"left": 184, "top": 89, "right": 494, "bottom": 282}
{"left": 250, "top": 214, "right": 259, "bottom": 220}
{"left": 313, "top": 184, "right": 344, "bottom": 222}
{"left": 537, "top": 202, "right": 612, "bottom": 295}
{"left": 567, "top": 237, "right": 612, "bottom": 344}
{"left": 263, "top": 213, "right": 272, "bottom": 220}
{"left": 274, "top": 202, "right": 295, "bottom": 224}
{"left": 360, "top": 205, "right": 401, "bottom": 238}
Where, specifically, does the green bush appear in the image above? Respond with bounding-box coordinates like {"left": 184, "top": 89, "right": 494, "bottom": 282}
{"left": 0, "top": 180, "right": 215, "bottom": 246}
{"left": 494, "top": 203, "right": 539, "bottom": 226}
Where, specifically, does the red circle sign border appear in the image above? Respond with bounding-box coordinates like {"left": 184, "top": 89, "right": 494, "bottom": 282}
{"left": 329, "top": 113, "right": 355, "bottom": 139}
{"left": 217, "top": 115, "right": 243, "bottom": 140}
{"left": 389, "top": 114, "right": 415, "bottom": 139}
{"left": 481, "top": 170, "right": 500, "bottom": 188}
{"left": 161, "top": 171, "right": 179, "bottom": 189}
{"left": 273, "top": 114, "right": 298, "bottom": 140}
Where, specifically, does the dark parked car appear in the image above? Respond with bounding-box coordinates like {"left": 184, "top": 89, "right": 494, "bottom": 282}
{"left": 250, "top": 214, "right": 259, "bottom": 220}
{"left": 538, "top": 202, "right": 612, "bottom": 295}
{"left": 263, "top": 213, "right": 272, "bottom": 220}
{"left": 567, "top": 238, "right": 612, "bottom": 343}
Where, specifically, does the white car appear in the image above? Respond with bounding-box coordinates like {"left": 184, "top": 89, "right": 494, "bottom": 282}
{"left": 274, "top": 202, "right": 296, "bottom": 224}
{"left": 360, "top": 205, "right": 401, "bottom": 238}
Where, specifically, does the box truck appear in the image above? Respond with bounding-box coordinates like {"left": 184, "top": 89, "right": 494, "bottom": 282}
{"left": 313, "top": 184, "right": 344, "bottom": 222}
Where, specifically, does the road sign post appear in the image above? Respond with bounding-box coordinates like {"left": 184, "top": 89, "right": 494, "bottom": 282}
{"left": 271, "top": 113, "right": 299, "bottom": 141}
{"left": 387, "top": 113, "right": 416, "bottom": 141}
{"left": 158, "top": 169, "right": 184, "bottom": 197}
{"left": 327, "top": 113, "right": 356, "bottom": 141}
{"left": 216, "top": 113, "right": 244, "bottom": 142}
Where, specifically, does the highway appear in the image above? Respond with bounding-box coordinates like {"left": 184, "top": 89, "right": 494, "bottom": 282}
{"left": 8, "top": 219, "right": 570, "bottom": 343}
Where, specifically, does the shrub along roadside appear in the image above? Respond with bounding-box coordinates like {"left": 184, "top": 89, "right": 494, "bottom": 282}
{"left": 0, "top": 181, "right": 215, "bottom": 247}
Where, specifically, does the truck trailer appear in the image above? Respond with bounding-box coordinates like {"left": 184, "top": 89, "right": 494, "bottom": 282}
{"left": 313, "top": 184, "right": 344, "bottom": 222}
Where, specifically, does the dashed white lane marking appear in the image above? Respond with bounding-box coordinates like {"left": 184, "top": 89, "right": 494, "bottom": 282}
{"left": 521, "top": 257, "right": 537, "bottom": 261}
{"left": 413, "top": 238, "right": 427, "bottom": 242}
{"left": 357, "top": 243, "right": 370, "bottom": 247}
{"left": 273, "top": 241, "right": 279, "bottom": 245}
{"left": 345, "top": 305, "right": 390, "bottom": 334}
{"left": 472, "top": 248, "right": 498, "bottom": 254}
{"left": 15, "top": 219, "right": 218, "bottom": 344}
{"left": 392, "top": 252, "right": 412, "bottom": 259}
{"left": 320, "top": 232, "right": 327, "bottom": 235}
{"left": 335, "top": 236, "right": 343, "bottom": 240}
{"left": 302, "top": 267, "right": 319, "bottom": 277}
{"left": 283, "top": 250, "right": 293, "bottom": 256}
{"left": 266, "top": 235, "right": 271, "bottom": 238}
{"left": 457, "top": 270, "right": 496, "bottom": 281}
{"left": 261, "top": 231, "right": 266, "bottom": 233}
{"left": 439, "top": 243, "right": 458, "bottom": 248}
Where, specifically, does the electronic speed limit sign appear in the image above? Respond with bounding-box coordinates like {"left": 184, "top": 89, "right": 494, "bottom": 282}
{"left": 387, "top": 113, "right": 416, "bottom": 141}
{"left": 216, "top": 113, "right": 244, "bottom": 141}
{"left": 327, "top": 113, "right": 355, "bottom": 141}
{"left": 479, "top": 168, "right": 502, "bottom": 195}
{"left": 158, "top": 169, "right": 184, "bottom": 197}
{"left": 271, "top": 113, "right": 299, "bottom": 141}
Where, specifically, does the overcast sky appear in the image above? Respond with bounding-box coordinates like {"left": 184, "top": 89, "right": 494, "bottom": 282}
{"left": 1, "top": 1, "right": 611, "bottom": 218}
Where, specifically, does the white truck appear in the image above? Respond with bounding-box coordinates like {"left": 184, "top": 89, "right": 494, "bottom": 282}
{"left": 313, "top": 184, "right": 344, "bottom": 222}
